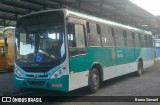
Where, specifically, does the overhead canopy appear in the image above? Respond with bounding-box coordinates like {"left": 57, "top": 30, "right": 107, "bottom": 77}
{"left": 0, "top": 0, "right": 160, "bottom": 34}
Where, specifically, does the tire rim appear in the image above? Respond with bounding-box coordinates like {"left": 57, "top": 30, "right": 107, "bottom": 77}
{"left": 91, "top": 70, "right": 99, "bottom": 89}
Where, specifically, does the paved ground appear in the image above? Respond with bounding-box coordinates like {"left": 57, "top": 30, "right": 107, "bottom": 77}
{"left": 1, "top": 60, "right": 160, "bottom": 105}
{"left": 0, "top": 71, "right": 17, "bottom": 96}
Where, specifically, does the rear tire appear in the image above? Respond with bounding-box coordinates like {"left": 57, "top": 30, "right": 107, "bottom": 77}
{"left": 135, "top": 61, "right": 143, "bottom": 77}
{"left": 88, "top": 68, "right": 100, "bottom": 93}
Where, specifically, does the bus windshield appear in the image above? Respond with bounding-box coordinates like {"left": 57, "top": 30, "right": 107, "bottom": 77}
{"left": 15, "top": 11, "right": 66, "bottom": 67}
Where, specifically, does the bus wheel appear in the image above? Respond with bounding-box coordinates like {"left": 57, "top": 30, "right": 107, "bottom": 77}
{"left": 135, "top": 61, "right": 143, "bottom": 77}
{"left": 89, "top": 68, "right": 100, "bottom": 93}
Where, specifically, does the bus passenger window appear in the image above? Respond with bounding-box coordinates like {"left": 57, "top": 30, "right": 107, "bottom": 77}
{"left": 134, "top": 33, "right": 141, "bottom": 48}
{"left": 67, "top": 23, "right": 86, "bottom": 57}
{"left": 114, "top": 28, "right": 125, "bottom": 47}
{"left": 149, "top": 35, "right": 153, "bottom": 47}
{"left": 75, "top": 24, "right": 85, "bottom": 48}
{"left": 88, "top": 22, "right": 101, "bottom": 46}
{"left": 107, "top": 26, "right": 115, "bottom": 46}
{"left": 141, "top": 34, "right": 147, "bottom": 47}
{"left": 100, "top": 25, "right": 109, "bottom": 46}
{"left": 146, "top": 35, "right": 153, "bottom": 48}
{"left": 67, "top": 23, "right": 76, "bottom": 47}
{"left": 126, "top": 31, "right": 134, "bottom": 48}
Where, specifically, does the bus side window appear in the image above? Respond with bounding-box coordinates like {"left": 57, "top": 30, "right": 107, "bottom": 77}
{"left": 67, "top": 23, "right": 86, "bottom": 57}
{"left": 114, "top": 28, "right": 125, "bottom": 47}
{"left": 100, "top": 25, "right": 109, "bottom": 46}
{"left": 126, "top": 31, "right": 134, "bottom": 48}
{"left": 88, "top": 22, "right": 101, "bottom": 47}
{"left": 107, "top": 26, "right": 115, "bottom": 46}
{"left": 146, "top": 35, "right": 152, "bottom": 48}
{"left": 141, "top": 34, "right": 146, "bottom": 47}
{"left": 100, "top": 25, "right": 115, "bottom": 47}
{"left": 67, "top": 23, "right": 76, "bottom": 47}
{"left": 149, "top": 35, "right": 153, "bottom": 47}
{"left": 134, "top": 33, "right": 141, "bottom": 48}
{"left": 144, "top": 35, "right": 148, "bottom": 48}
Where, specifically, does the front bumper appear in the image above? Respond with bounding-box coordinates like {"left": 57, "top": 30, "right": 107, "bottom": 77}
{"left": 14, "top": 75, "right": 69, "bottom": 92}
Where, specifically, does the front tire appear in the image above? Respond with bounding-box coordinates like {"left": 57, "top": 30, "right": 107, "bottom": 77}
{"left": 88, "top": 68, "right": 100, "bottom": 93}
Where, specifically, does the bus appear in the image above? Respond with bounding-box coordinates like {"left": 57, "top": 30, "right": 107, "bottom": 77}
{"left": 14, "top": 9, "right": 154, "bottom": 93}
{"left": 0, "top": 28, "right": 15, "bottom": 71}
{"left": 0, "top": 40, "right": 6, "bottom": 70}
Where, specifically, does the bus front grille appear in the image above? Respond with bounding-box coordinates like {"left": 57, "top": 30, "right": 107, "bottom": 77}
{"left": 27, "top": 81, "right": 45, "bottom": 86}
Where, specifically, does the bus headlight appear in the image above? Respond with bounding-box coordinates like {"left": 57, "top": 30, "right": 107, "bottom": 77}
{"left": 50, "top": 69, "right": 63, "bottom": 79}
{"left": 15, "top": 69, "right": 24, "bottom": 78}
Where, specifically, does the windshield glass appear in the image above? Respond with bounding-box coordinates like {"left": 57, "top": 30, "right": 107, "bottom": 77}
{"left": 15, "top": 11, "right": 66, "bottom": 67}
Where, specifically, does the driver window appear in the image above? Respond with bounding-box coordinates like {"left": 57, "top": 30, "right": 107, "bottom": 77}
{"left": 67, "top": 23, "right": 86, "bottom": 57}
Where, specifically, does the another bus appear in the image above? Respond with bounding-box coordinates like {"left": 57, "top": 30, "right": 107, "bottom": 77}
{"left": 14, "top": 9, "right": 154, "bottom": 93}
{"left": 0, "top": 28, "right": 15, "bottom": 71}
{"left": 0, "top": 40, "right": 7, "bottom": 70}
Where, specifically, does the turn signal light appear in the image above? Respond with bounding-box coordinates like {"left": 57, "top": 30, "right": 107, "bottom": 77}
{"left": 59, "top": 70, "right": 62, "bottom": 74}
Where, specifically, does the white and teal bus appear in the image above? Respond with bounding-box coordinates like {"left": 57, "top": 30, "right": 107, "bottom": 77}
{"left": 14, "top": 9, "right": 154, "bottom": 93}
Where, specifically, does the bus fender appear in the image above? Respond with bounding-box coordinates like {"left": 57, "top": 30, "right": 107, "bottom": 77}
{"left": 89, "top": 62, "right": 103, "bottom": 81}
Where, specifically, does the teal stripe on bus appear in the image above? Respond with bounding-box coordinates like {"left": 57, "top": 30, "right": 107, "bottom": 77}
{"left": 69, "top": 47, "right": 153, "bottom": 73}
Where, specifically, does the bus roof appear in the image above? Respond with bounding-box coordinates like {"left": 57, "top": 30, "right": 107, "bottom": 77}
{"left": 18, "top": 8, "right": 152, "bottom": 35}
{"left": 67, "top": 9, "right": 152, "bottom": 35}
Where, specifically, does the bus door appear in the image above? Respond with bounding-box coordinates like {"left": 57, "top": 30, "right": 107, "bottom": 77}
{"left": 67, "top": 17, "right": 88, "bottom": 90}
